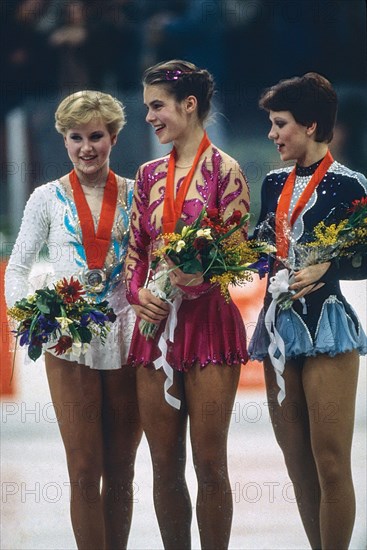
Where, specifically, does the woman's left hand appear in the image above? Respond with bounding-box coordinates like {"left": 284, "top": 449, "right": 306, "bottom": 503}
{"left": 164, "top": 256, "right": 204, "bottom": 287}
{"left": 289, "top": 262, "right": 331, "bottom": 301}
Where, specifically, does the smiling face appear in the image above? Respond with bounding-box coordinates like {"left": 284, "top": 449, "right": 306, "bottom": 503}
{"left": 268, "top": 110, "right": 316, "bottom": 165}
{"left": 64, "top": 117, "right": 116, "bottom": 180}
{"left": 143, "top": 84, "right": 191, "bottom": 144}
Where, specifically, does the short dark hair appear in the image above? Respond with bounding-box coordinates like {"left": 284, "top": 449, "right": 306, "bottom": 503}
{"left": 142, "top": 59, "right": 215, "bottom": 124}
{"left": 258, "top": 72, "right": 338, "bottom": 143}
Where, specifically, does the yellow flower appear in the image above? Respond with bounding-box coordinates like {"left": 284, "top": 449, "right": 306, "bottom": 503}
{"left": 210, "top": 271, "right": 254, "bottom": 302}
{"left": 7, "top": 306, "right": 29, "bottom": 321}
{"left": 311, "top": 220, "right": 348, "bottom": 247}
{"left": 162, "top": 233, "right": 181, "bottom": 243}
{"left": 152, "top": 233, "right": 182, "bottom": 258}
{"left": 210, "top": 273, "right": 234, "bottom": 301}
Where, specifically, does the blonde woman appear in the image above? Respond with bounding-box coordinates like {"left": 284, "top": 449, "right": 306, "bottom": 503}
{"left": 5, "top": 91, "right": 142, "bottom": 550}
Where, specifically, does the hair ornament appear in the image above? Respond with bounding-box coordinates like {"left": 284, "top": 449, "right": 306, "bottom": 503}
{"left": 165, "top": 70, "right": 192, "bottom": 81}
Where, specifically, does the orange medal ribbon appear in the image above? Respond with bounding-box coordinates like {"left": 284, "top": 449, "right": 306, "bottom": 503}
{"left": 162, "top": 132, "right": 211, "bottom": 233}
{"left": 69, "top": 169, "right": 118, "bottom": 268}
{"left": 275, "top": 150, "right": 334, "bottom": 258}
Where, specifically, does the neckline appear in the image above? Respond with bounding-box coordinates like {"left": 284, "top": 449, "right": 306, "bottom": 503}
{"left": 162, "top": 131, "right": 211, "bottom": 233}
{"left": 296, "top": 157, "right": 325, "bottom": 177}
{"left": 276, "top": 150, "right": 334, "bottom": 258}
{"left": 81, "top": 183, "right": 106, "bottom": 189}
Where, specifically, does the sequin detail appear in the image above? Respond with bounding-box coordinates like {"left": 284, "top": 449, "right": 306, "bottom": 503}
{"left": 5, "top": 179, "right": 136, "bottom": 370}
{"left": 250, "top": 160, "right": 367, "bottom": 361}
{"left": 125, "top": 147, "right": 250, "bottom": 367}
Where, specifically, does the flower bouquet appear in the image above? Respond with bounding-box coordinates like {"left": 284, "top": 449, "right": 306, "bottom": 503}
{"left": 304, "top": 197, "right": 367, "bottom": 259}
{"left": 257, "top": 197, "right": 367, "bottom": 310}
{"left": 7, "top": 276, "right": 117, "bottom": 363}
{"left": 139, "top": 206, "right": 271, "bottom": 339}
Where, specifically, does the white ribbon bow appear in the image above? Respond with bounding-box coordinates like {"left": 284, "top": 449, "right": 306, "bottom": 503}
{"left": 154, "top": 294, "right": 183, "bottom": 409}
{"left": 268, "top": 268, "right": 291, "bottom": 299}
{"left": 265, "top": 269, "right": 306, "bottom": 406}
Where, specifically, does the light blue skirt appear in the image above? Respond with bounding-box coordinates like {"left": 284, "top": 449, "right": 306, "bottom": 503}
{"left": 249, "top": 295, "right": 367, "bottom": 361}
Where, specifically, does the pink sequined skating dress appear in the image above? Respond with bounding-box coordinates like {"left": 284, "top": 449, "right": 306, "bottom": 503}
{"left": 125, "top": 146, "right": 250, "bottom": 370}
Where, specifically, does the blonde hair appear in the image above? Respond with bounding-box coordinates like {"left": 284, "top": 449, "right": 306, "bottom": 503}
{"left": 55, "top": 90, "right": 126, "bottom": 136}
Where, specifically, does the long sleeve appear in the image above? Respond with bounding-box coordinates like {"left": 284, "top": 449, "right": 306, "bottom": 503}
{"left": 323, "top": 251, "right": 367, "bottom": 281}
{"left": 218, "top": 157, "right": 250, "bottom": 237}
{"left": 5, "top": 186, "right": 50, "bottom": 307}
{"left": 124, "top": 166, "right": 151, "bottom": 305}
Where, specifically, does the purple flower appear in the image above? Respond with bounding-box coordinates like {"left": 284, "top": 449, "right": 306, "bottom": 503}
{"left": 90, "top": 310, "right": 108, "bottom": 325}
{"left": 38, "top": 315, "right": 60, "bottom": 333}
{"left": 19, "top": 330, "right": 30, "bottom": 346}
{"left": 247, "top": 257, "right": 269, "bottom": 279}
{"left": 82, "top": 310, "right": 108, "bottom": 326}
{"left": 80, "top": 313, "right": 90, "bottom": 327}
{"left": 106, "top": 309, "right": 117, "bottom": 323}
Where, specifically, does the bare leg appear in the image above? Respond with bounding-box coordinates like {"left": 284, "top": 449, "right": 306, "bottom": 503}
{"left": 45, "top": 352, "right": 105, "bottom": 550}
{"left": 263, "top": 357, "right": 322, "bottom": 549}
{"left": 303, "top": 351, "right": 359, "bottom": 550}
{"left": 185, "top": 363, "right": 241, "bottom": 550}
{"left": 101, "top": 366, "right": 142, "bottom": 550}
{"left": 136, "top": 365, "right": 192, "bottom": 550}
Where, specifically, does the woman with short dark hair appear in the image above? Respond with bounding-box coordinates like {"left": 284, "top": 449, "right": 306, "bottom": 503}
{"left": 250, "top": 72, "right": 367, "bottom": 549}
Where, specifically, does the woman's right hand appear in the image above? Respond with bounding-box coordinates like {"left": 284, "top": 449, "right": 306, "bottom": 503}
{"left": 133, "top": 288, "right": 170, "bottom": 323}
{"left": 289, "top": 262, "right": 330, "bottom": 301}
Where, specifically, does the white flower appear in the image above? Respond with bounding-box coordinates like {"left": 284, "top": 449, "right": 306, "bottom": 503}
{"left": 71, "top": 341, "right": 89, "bottom": 356}
{"left": 147, "top": 270, "right": 170, "bottom": 299}
{"left": 55, "top": 316, "right": 74, "bottom": 330}
{"left": 260, "top": 242, "right": 277, "bottom": 254}
{"left": 175, "top": 240, "right": 186, "bottom": 252}
{"left": 181, "top": 226, "right": 194, "bottom": 238}
{"left": 196, "top": 228, "right": 213, "bottom": 240}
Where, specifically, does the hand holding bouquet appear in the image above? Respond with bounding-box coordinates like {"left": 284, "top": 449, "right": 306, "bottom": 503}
{"left": 139, "top": 206, "right": 271, "bottom": 338}
{"left": 7, "top": 276, "right": 116, "bottom": 362}
{"left": 258, "top": 198, "right": 367, "bottom": 309}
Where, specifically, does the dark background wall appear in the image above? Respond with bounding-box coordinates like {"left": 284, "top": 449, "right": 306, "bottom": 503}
{"left": 1, "top": 0, "right": 366, "bottom": 238}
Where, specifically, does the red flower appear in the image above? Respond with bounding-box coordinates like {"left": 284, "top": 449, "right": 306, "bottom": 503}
{"left": 225, "top": 210, "right": 242, "bottom": 226}
{"left": 349, "top": 197, "right": 367, "bottom": 213}
{"left": 56, "top": 276, "right": 85, "bottom": 303}
{"left": 193, "top": 237, "right": 207, "bottom": 250}
{"left": 201, "top": 216, "right": 228, "bottom": 234}
{"left": 206, "top": 207, "right": 219, "bottom": 219}
{"left": 49, "top": 335, "right": 73, "bottom": 355}
{"left": 201, "top": 217, "right": 212, "bottom": 227}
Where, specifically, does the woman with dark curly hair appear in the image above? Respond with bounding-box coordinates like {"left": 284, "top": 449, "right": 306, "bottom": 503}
{"left": 125, "top": 59, "right": 250, "bottom": 549}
